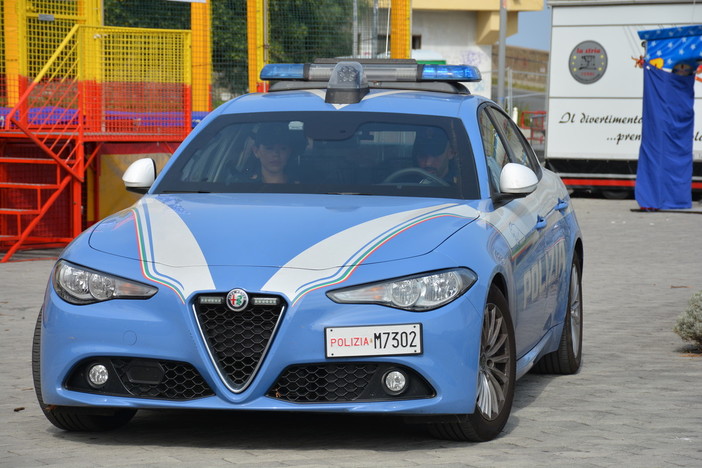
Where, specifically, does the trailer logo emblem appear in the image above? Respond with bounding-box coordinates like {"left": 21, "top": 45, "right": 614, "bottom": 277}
{"left": 569, "top": 41, "right": 607, "bottom": 84}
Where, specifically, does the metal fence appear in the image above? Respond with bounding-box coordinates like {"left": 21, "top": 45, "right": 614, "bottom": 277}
{"left": 100, "top": 0, "right": 405, "bottom": 104}
{"left": 2, "top": 0, "right": 412, "bottom": 110}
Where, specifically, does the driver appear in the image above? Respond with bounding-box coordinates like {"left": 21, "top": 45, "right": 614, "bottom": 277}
{"left": 413, "top": 130, "right": 458, "bottom": 184}
{"left": 249, "top": 124, "right": 300, "bottom": 183}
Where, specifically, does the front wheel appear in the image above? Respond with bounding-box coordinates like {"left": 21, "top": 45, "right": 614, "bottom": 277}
{"left": 532, "top": 255, "right": 583, "bottom": 374}
{"left": 428, "top": 286, "right": 516, "bottom": 442}
{"left": 32, "top": 310, "right": 137, "bottom": 431}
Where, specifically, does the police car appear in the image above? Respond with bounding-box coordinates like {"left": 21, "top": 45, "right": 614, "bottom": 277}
{"left": 33, "top": 60, "right": 583, "bottom": 442}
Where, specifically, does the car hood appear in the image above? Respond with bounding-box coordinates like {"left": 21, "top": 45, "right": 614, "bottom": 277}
{"left": 89, "top": 193, "right": 479, "bottom": 269}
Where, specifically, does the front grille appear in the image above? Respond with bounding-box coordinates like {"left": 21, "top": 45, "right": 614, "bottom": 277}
{"left": 65, "top": 357, "right": 214, "bottom": 400}
{"left": 194, "top": 293, "right": 285, "bottom": 392}
{"left": 268, "top": 363, "right": 436, "bottom": 403}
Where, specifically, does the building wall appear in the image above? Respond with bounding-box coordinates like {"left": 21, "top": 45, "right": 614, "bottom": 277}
{"left": 414, "top": 0, "right": 542, "bottom": 12}
{"left": 492, "top": 45, "right": 548, "bottom": 90}
{"left": 412, "top": 10, "right": 493, "bottom": 97}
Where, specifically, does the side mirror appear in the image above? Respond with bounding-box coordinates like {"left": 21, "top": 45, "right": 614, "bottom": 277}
{"left": 499, "top": 163, "right": 538, "bottom": 195}
{"left": 123, "top": 158, "right": 156, "bottom": 194}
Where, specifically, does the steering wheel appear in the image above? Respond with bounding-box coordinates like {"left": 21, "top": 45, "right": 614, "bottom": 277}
{"left": 383, "top": 167, "right": 451, "bottom": 187}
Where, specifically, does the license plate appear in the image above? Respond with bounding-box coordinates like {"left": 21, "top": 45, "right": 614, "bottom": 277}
{"left": 325, "top": 323, "right": 422, "bottom": 358}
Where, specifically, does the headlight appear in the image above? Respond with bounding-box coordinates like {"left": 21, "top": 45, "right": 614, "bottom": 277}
{"left": 53, "top": 260, "right": 158, "bottom": 305}
{"left": 327, "top": 268, "right": 477, "bottom": 311}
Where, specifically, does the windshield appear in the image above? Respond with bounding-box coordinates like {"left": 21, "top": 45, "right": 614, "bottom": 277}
{"left": 154, "top": 112, "right": 479, "bottom": 199}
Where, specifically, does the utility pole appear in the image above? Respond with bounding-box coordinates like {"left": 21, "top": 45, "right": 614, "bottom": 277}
{"left": 353, "top": 0, "right": 358, "bottom": 58}
{"left": 497, "top": 0, "right": 507, "bottom": 109}
{"left": 372, "top": 0, "right": 379, "bottom": 58}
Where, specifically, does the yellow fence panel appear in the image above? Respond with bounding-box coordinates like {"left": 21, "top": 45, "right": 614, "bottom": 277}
{"left": 79, "top": 26, "right": 192, "bottom": 139}
{"left": 3, "top": 0, "right": 100, "bottom": 107}
{"left": 6, "top": 25, "right": 191, "bottom": 140}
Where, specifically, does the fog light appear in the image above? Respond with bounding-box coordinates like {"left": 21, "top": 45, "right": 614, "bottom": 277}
{"left": 383, "top": 369, "right": 408, "bottom": 395}
{"left": 87, "top": 364, "right": 109, "bottom": 388}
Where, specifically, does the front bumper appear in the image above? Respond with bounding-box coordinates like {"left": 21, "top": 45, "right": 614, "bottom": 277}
{"left": 40, "top": 280, "right": 485, "bottom": 415}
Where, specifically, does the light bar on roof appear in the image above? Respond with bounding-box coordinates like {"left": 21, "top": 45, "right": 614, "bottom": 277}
{"left": 324, "top": 62, "right": 369, "bottom": 104}
{"left": 260, "top": 62, "right": 482, "bottom": 83}
{"left": 421, "top": 64, "right": 481, "bottom": 81}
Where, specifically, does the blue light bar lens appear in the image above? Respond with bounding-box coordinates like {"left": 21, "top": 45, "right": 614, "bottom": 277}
{"left": 260, "top": 63, "right": 305, "bottom": 80}
{"left": 421, "top": 65, "right": 481, "bottom": 82}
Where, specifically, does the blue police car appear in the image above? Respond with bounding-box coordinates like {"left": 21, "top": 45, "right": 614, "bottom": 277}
{"left": 33, "top": 60, "right": 583, "bottom": 442}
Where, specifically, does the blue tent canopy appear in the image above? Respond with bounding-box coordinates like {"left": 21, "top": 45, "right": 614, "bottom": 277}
{"left": 635, "top": 25, "right": 701, "bottom": 210}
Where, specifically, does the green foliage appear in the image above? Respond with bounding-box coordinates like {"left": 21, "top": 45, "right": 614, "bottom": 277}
{"left": 103, "top": 0, "right": 190, "bottom": 29}
{"left": 211, "top": 0, "right": 248, "bottom": 96}
{"left": 268, "top": 0, "right": 355, "bottom": 63}
{"left": 673, "top": 291, "right": 702, "bottom": 350}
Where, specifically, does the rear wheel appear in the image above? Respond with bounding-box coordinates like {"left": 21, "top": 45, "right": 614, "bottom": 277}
{"left": 32, "top": 310, "right": 137, "bottom": 431}
{"left": 532, "top": 255, "right": 583, "bottom": 374}
{"left": 428, "top": 286, "right": 516, "bottom": 442}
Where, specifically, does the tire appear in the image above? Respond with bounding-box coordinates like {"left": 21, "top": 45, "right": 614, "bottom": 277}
{"left": 32, "top": 310, "right": 137, "bottom": 431}
{"left": 428, "top": 286, "right": 516, "bottom": 442}
{"left": 532, "top": 255, "right": 583, "bottom": 374}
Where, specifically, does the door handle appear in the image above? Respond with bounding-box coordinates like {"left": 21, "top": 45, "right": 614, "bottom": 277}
{"left": 555, "top": 198, "right": 569, "bottom": 212}
{"left": 535, "top": 215, "right": 547, "bottom": 230}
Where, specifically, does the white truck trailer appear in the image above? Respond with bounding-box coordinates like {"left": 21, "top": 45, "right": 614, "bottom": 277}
{"left": 546, "top": 0, "right": 702, "bottom": 196}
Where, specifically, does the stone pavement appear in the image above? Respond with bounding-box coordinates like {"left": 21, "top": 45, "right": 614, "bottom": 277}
{"left": 1, "top": 197, "right": 701, "bottom": 468}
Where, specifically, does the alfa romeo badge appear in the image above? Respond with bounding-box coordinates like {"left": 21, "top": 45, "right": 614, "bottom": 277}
{"left": 226, "top": 288, "right": 249, "bottom": 312}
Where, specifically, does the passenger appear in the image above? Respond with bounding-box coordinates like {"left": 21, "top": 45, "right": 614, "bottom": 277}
{"left": 250, "top": 125, "right": 300, "bottom": 183}
{"left": 413, "top": 130, "right": 458, "bottom": 184}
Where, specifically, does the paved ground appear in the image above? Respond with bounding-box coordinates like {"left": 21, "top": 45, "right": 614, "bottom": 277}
{"left": 1, "top": 197, "right": 701, "bottom": 468}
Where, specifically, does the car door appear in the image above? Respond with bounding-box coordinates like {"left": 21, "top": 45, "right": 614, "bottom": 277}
{"left": 479, "top": 105, "right": 568, "bottom": 356}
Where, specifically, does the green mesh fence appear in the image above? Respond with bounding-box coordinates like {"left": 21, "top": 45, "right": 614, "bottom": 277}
{"left": 102, "top": 0, "right": 391, "bottom": 106}
{"left": 210, "top": 0, "right": 248, "bottom": 101}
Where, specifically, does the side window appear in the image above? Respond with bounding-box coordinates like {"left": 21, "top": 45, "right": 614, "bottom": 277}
{"left": 486, "top": 107, "right": 541, "bottom": 175}
{"left": 477, "top": 108, "right": 509, "bottom": 191}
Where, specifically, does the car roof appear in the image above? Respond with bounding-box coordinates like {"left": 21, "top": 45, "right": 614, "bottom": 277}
{"left": 215, "top": 60, "right": 491, "bottom": 118}
{"left": 219, "top": 87, "right": 486, "bottom": 118}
